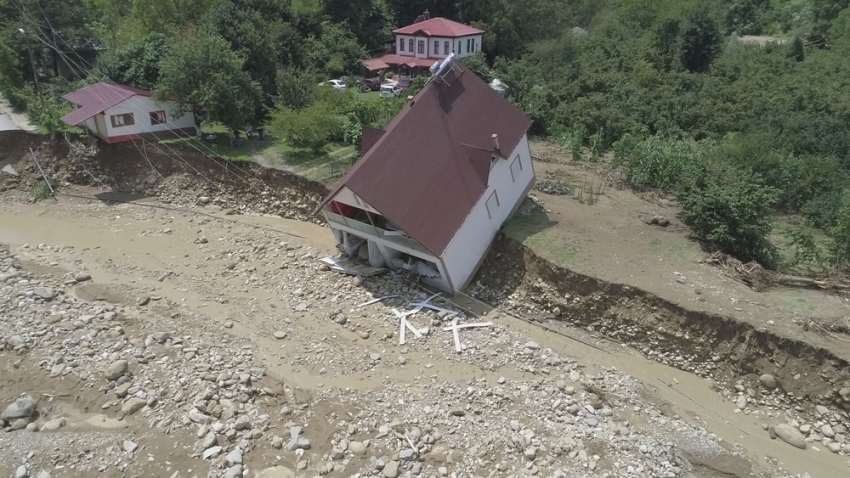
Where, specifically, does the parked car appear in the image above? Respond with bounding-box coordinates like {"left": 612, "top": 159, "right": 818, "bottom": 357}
{"left": 319, "top": 79, "right": 347, "bottom": 92}
{"left": 379, "top": 84, "right": 402, "bottom": 98}
{"left": 357, "top": 76, "right": 382, "bottom": 92}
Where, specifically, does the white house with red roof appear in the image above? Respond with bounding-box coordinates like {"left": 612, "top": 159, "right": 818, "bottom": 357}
{"left": 317, "top": 56, "right": 534, "bottom": 293}
{"left": 363, "top": 11, "right": 484, "bottom": 72}
{"left": 60, "top": 82, "right": 196, "bottom": 144}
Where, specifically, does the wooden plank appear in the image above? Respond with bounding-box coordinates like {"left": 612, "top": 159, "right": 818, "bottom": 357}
{"left": 440, "top": 322, "right": 493, "bottom": 332}
{"left": 451, "top": 317, "right": 461, "bottom": 353}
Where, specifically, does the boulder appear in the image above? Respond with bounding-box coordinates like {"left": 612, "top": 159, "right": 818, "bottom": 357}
{"left": 774, "top": 424, "right": 806, "bottom": 449}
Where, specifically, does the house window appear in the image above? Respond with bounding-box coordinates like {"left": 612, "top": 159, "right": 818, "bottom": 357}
{"left": 510, "top": 155, "right": 523, "bottom": 182}
{"left": 110, "top": 113, "right": 134, "bottom": 127}
{"left": 399, "top": 39, "right": 404, "bottom": 52}
{"left": 466, "top": 38, "right": 471, "bottom": 53}
{"left": 408, "top": 39, "right": 414, "bottom": 52}
{"left": 150, "top": 110, "right": 166, "bottom": 125}
{"left": 434, "top": 41, "right": 439, "bottom": 55}
{"left": 457, "top": 41, "right": 460, "bottom": 53}
{"left": 444, "top": 41, "right": 450, "bottom": 55}
{"left": 417, "top": 40, "right": 425, "bottom": 54}
{"left": 486, "top": 191, "right": 500, "bottom": 219}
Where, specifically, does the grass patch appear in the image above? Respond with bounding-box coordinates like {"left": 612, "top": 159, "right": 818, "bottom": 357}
{"left": 505, "top": 213, "right": 579, "bottom": 265}
{"left": 285, "top": 143, "right": 357, "bottom": 182}
{"left": 31, "top": 180, "right": 54, "bottom": 202}
{"left": 160, "top": 122, "right": 280, "bottom": 163}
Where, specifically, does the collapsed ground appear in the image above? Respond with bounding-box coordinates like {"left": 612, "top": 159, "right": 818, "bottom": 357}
{"left": 0, "top": 133, "right": 849, "bottom": 477}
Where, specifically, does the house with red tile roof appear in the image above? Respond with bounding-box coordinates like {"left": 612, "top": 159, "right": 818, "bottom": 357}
{"left": 60, "top": 82, "right": 196, "bottom": 143}
{"left": 317, "top": 56, "right": 534, "bottom": 293}
{"left": 363, "top": 10, "right": 484, "bottom": 72}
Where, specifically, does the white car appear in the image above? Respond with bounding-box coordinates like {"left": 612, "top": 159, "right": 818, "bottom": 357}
{"left": 380, "top": 84, "right": 402, "bottom": 98}
{"left": 319, "top": 79, "right": 347, "bottom": 92}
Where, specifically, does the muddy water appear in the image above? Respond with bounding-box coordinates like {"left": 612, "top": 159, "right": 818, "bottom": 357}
{"left": 1, "top": 198, "right": 847, "bottom": 477}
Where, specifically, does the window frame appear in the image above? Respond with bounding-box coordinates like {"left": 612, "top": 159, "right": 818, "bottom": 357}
{"left": 486, "top": 191, "right": 500, "bottom": 219}
{"left": 110, "top": 113, "right": 135, "bottom": 128}
{"left": 510, "top": 155, "right": 523, "bottom": 182}
{"left": 399, "top": 39, "right": 404, "bottom": 52}
{"left": 444, "top": 41, "right": 450, "bottom": 55}
{"left": 417, "top": 40, "right": 425, "bottom": 54}
{"left": 434, "top": 40, "right": 439, "bottom": 55}
{"left": 149, "top": 110, "right": 166, "bottom": 126}
{"left": 408, "top": 39, "right": 414, "bottom": 52}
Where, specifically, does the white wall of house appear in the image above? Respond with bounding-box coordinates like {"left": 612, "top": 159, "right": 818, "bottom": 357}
{"left": 396, "top": 33, "right": 482, "bottom": 59}
{"left": 454, "top": 35, "right": 483, "bottom": 58}
{"left": 440, "top": 134, "right": 534, "bottom": 291}
{"left": 101, "top": 96, "right": 195, "bottom": 140}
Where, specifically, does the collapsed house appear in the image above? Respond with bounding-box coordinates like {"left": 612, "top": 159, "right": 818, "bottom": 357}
{"left": 315, "top": 56, "right": 534, "bottom": 293}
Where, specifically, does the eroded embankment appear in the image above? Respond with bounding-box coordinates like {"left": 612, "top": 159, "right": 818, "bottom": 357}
{"left": 4, "top": 132, "right": 850, "bottom": 417}
{"left": 474, "top": 238, "right": 850, "bottom": 414}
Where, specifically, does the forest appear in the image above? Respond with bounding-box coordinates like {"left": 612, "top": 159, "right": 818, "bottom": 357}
{"left": 3, "top": 0, "right": 850, "bottom": 273}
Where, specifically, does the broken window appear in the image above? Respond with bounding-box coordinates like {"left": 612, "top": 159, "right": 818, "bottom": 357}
{"left": 149, "top": 110, "right": 166, "bottom": 125}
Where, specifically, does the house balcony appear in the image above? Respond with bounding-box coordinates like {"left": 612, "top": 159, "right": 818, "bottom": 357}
{"left": 323, "top": 210, "right": 432, "bottom": 257}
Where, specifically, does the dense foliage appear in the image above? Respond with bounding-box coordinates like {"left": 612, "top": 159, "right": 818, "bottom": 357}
{"left": 4, "top": 0, "right": 850, "bottom": 270}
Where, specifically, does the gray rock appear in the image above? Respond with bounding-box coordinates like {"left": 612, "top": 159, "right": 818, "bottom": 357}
{"left": 202, "top": 431, "right": 218, "bottom": 449}
{"left": 15, "top": 465, "right": 28, "bottom": 478}
{"left": 114, "top": 383, "right": 132, "bottom": 398}
{"left": 123, "top": 440, "right": 138, "bottom": 452}
{"left": 189, "top": 410, "right": 212, "bottom": 424}
{"left": 816, "top": 405, "right": 830, "bottom": 415}
{"left": 524, "top": 341, "right": 540, "bottom": 350}
{"left": 2, "top": 395, "right": 36, "bottom": 421}
{"left": 286, "top": 436, "right": 311, "bottom": 451}
{"left": 41, "top": 417, "right": 66, "bottom": 431}
{"left": 233, "top": 415, "right": 251, "bottom": 430}
{"left": 33, "top": 287, "right": 56, "bottom": 300}
{"left": 828, "top": 442, "right": 841, "bottom": 453}
{"left": 524, "top": 446, "right": 537, "bottom": 460}
{"left": 348, "top": 441, "right": 367, "bottom": 455}
{"left": 74, "top": 273, "right": 92, "bottom": 282}
{"left": 774, "top": 424, "right": 807, "bottom": 449}
{"left": 226, "top": 447, "right": 243, "bottom": 465}
{"left": 399, "top": 448, "right": 417, "bottom": 461}
{"left": 759, "top": 374, "right": 778, "bottom": 389}
{"left": 36, "top": 472, "right": 51, "bottom": 478}
{"left": 151, "top": 332, "right": 170, "bottom": 344}
{"left": 122, "top": 398, "right": 146, "bottom": 415}
{"left": 105, "top": 360, "right": 128, "bottom": 380}
{"left": 223, "top": 465, "right": 243, "bottom": 478}
{"left": 273, "top": 331, "right": 287, "bottom": 340}
{"left": 6, "top": 335, "right": 25, "bottom": 348}
{"left": 138, "top": 295, "right": 150, "bottom": 306}
{"left": 203, "top": 446, "right": 222, "bottom": 460}
{"left": 382, "top": 461, "right": 399, "bottom": 478}
{"left": 736, "top": 395, "right": 747, "bottom": 410}
{"left": 822, "top": 424, "right": 835, "bottom": 438}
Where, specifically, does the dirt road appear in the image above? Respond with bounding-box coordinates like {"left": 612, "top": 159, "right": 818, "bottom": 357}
{"left": 1, "top": 190, "right": 848, "bottom": 478}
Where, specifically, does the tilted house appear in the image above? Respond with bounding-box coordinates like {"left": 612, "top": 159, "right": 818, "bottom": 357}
{"left": 316, "top": 57, "right": 534, "bottom": 293}
{"left": 60, "top": 82, "right": 196, "bottom": 143}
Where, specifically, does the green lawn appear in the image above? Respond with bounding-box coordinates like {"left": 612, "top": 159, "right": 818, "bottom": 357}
{"left": 161, "top": 122, "right": 283, "bottom": 163}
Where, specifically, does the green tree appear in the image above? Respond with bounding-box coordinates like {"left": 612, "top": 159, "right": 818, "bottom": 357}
{"left": 304, "top": 22, "right": 367, "bottom": 77}
{"left": 94, "top": 33, "right": 169, "bottom": 90}
{"left": 155, "top": 33, "right": 262, "bottom": 131}
{"left": 276, "top": 68, "right": 317, "bottom": 110}
{"left": 680, "top": 10, "right": 721, "bottom": 73}
{"left": 682, "top": 172, "right": 779, "bottom": 265}
{"left": 0, "top": 37, "right": 29, "bottom": 108}
{"left": 270, "top": 101, "right": 344, "bottom": 152}
{"left": 788, "top": 36, "right": 805, "bottom": 62}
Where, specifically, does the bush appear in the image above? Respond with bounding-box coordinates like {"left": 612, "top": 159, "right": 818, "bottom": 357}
{"left": 612, "top": 134, "right": 706, "bottom": 193}
{"left": 681, "top": 174, "right": 779, "bottom": 266}
{"left": 269, "top": 101, "right": 344, "bottom": 152}
{"left": 829, "top": 194, "right": 850, "bottom": 269}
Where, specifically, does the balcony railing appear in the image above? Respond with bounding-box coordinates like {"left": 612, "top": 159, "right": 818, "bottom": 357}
{"left": 324, "top": 210, "right": 432, "bottom": 256}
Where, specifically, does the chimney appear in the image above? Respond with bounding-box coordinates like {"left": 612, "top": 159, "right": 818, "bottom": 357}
{"left": 491, "top": 133, "right": 500, "bottom": 152}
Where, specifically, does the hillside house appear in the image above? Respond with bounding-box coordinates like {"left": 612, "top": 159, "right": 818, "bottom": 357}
{"left": 60, "top": 82, "right": 196, "bottom": 144}
{"left": 363, "top": 10, "right": 484, "bottom": 73}
{"left": 316, "top": 56, "right": 534, "bottom": 293}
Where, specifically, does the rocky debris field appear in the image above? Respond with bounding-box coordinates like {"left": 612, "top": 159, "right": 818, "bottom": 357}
{"left": 0, "top": 193, "right": 813, "bottom": 478}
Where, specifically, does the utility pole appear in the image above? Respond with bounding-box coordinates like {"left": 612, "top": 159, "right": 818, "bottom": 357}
{"left": 18, "top": 28, "right": 42, "bottom": 100}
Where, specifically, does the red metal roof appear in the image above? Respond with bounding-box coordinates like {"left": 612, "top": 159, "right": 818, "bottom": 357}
{"left": 377, "top": 54, "right": 439, "bottom": 69}
{"left": 393, "top": 17, "right": 484, "bottom": 38}
{"left": 363, "top": 58, "right": 390, "bottom": 71}
{"left": 60, "top": 82, "right": 152, "bottom": 126}
{"left": 318, "top": 61, "right": 532, "bottom": 257}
